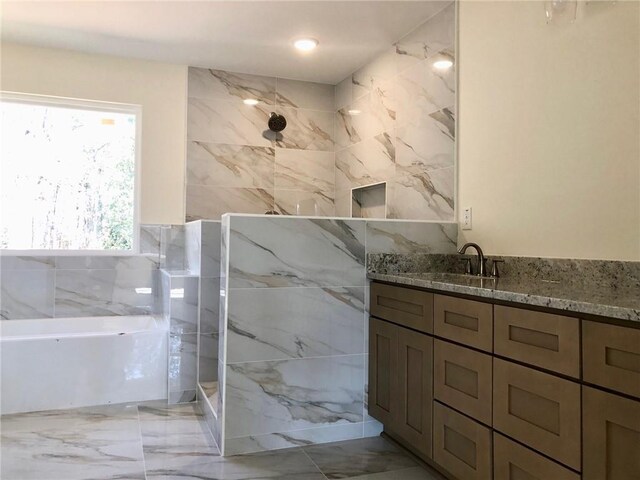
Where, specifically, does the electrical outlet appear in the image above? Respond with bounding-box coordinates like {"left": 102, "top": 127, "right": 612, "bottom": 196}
{"left": 462, "top": 207, "right": 472, "bottom": 230}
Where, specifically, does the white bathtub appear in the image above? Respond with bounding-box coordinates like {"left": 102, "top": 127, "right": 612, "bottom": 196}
{"left": 1, "top": 315, "right": 168, "bottom": 414}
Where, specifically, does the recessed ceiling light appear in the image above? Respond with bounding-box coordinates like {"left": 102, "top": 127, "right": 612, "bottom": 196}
{"left": 433, "top": 59, "right": 454, "bottom": 70}
{"left": 294, "top": 38, "right": 319, "bottom": 52}
{"left": 243, "top": 98, "right": 259, "bottom": 106}
{"left": 347, "top": 109, "right": 362, "bottom": 116}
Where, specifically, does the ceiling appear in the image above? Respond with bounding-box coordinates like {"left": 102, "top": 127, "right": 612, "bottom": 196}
{"left": 0, "top": 1, "right": 450, "bottom": 84}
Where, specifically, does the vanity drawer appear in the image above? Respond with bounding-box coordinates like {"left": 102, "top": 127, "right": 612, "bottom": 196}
{"left": 370, "top": 283, "right": 433, "bottom": 334}
{"left": 493, "top": 359, "right": 581, "bottom": 471}
{"left": 433, "top": 402, "right": 492, "bottom": 480}
{"left": 434, "top": 294, "right": 493, "bottom": 352}
{"left": 434, "top": 339, "right": 492, "bottom": 425}
{"left": 583, "top": 320, "right": 640, "bottom": 398}
{"left": 582, "top": 386, "right": 640, "bottom": 480}
{"left": 493, "top": 432, "right": 580, "bottom": 480}
{"left": 494, "top": 306, "right": 580, "bottom": 378}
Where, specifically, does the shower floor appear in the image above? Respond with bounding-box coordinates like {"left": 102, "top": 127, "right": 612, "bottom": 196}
{"left": 201, "top": 380, "right": 219, "bottom": 409}
{"left": 0, "top": 401, "right": 442, "bottom": 480}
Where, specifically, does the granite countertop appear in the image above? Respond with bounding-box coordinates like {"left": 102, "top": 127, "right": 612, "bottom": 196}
{"left": 367, "top": 272, "right": 640, "bottom": 323}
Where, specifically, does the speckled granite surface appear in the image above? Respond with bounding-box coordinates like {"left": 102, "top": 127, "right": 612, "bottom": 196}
{"left": 367, "top": 254, "right": 640, "bottom": 323}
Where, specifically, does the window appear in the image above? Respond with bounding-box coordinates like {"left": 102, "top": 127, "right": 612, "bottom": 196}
{"left": 0, "top": 93, "right": 140, "bottom": 250}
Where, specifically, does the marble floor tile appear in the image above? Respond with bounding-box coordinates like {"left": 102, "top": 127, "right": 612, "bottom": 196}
{"left": 303, "top": 436, "right": 418, "bottom": 479}
{"left": 0, "top": 404, "right": 146, "bottom": 480}
{"left": 349, "top": 466, "right": 442, "bottom": 480}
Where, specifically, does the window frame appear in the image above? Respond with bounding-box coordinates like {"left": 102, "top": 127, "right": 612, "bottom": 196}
{"left": 0, "top": 91, "right": 142, "bottom": 255}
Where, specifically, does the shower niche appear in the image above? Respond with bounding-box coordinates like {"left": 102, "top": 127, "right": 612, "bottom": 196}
{"left": 351, "top": 182, "right": 386, "bottom": 219}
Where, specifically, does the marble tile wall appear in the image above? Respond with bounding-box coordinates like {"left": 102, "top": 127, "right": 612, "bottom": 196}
{"left": 217, "top": 214, "right": 458, "bottom": 456}
{"left": 334, "top": 2, "right": 456, "bottom": 221}
{"left": 186, "top": 68, "right": 336, "bottom": 220}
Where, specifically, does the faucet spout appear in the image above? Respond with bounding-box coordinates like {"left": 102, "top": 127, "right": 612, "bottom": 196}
{"left": 458, "top": 242, "right": 487, "bottom": 277}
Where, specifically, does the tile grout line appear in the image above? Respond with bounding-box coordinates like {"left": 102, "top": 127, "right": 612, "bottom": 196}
{"left": 301, "top": 448, "right": 330, "bottom": 480}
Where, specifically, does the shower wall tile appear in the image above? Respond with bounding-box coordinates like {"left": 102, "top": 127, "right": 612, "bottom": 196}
{"left": 274, "top": 149, "right": 335, "bottom": 192}
{"left": 387, "top": 167, "right": 455, "bottom": 221}
{"left": 0, "top": 256, "right": 55, "bottom": 271}
{"left": 226, "top": 287, "right": 365, "bottom": 363}
{"left": 274, "top": 190, "right": 335, "bottom": 217}
{"left": 169, "top": 333, "right": 198, "bottom": 399}
{"left": 276, "top": 79, "right": 334, "bottom": 111}
{"left": 186, "top": 185, "right": 275, "bottom": 221}
{"left": 366, "top": 220, "right": 458, "bottom": 255}
{"left": 200, "top": 221, "right": 222, "bottom": 277}
{"left": 162, "top": 273, "right": 199, "bottom": 335}
{"left": 54, "top": 255, "right": 158, "bottom": 270}
{"left": 0, "top": 269, "right": 55, "bottom": 320}
{"left": 184, "top": 221, "right": 202, "bottom": 275}
{"left": 161, "top": 225, "right": 186, "bottom": 270}
{"left": 54, "top": 268, "right": 158, "bottom": 317}
{"left": 274, "top": 107, "right": 334, "bottom": 151}
{"left": 394, "top": 2, "right": 455, "bottom": 73}
{"left": 187, "top": 97, "right": 273, "bottom": 148}
{"left": 224, "top": 354, "right": 365, "bottom": 439}
{"left": 227, "top": 216, "right": 365, "bottom": 288}
{"left": 200, "top": 276, "right": 220, "bottom": 334}
{"left": 335, "top": 76, "right": 353, "bottom": 111}
{"left": 139, "top": 225, "right": 162, "bottom": 258}
{"left": 198, "top": 332, "right": 219, "bottom": 384}
{"left": 187, "top": 142, "right": 275, "bottom": 189}
{"left": 188, "top": 67, "right": 276, "bottom": 104}
{"left": 335, "top": 133, "right": 396, "bottom": 191}
{"left": 335, "top": 190, "right": 352, "bottom": 218}
{"left": 352, "top": 47, "right": 397, "bottom": 100}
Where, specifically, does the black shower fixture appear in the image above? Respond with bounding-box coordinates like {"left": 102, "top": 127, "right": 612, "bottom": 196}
{"left": 268, "top": 112, "right": 287, "bottom": 132}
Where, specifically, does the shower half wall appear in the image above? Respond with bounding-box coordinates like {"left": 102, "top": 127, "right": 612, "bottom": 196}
{"left": 214, "top": 214, "right": 458, "bottom": 455}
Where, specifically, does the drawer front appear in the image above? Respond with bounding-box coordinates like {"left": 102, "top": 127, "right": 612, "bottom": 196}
{"left": 433, "top": 402, "right": 492, "bottom": 480}
{"left": 434, "top": 294, "right": 493, "bottom": 352}
{"left": 434, "top": 339, "right": 492, "bottom": 425}
{"left": 370, "top": 283, "right": 433, "bottom": 334}
{"left": 494, "top": 306, "right": 579, "bottom": 378}
{"left": 493, "top": 359, "right": 581, "bottom": 470}
{"left": 583, "top": 386, "right": 640, "bottom": 480}
{"left": 493, "top": 433, "right": 580, "bottom": 480}
{"left": 583, "top": 320, "right": 640, "bottom": 398}
{"left": 368, "top": 318, "right": 399, "bottom": 425}
{"left": 396, "top": 328, "right": 433, "bottom": 459}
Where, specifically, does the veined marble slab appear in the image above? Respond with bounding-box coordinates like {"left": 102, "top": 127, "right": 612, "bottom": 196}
{"left": 276, "top": 78, "right": 335, "bottom": 111}
{"left": 366, "top": 221, "right": 457, "bottom": 255}
{"left": 188, "top": 67, "right": 276, "bottom": 105}
{"left": 275, "top": 149, "right": 335, "bottom": 193}
{"left": 388, "top": 167, "right": 455, "bottom": 221}
{"left": 335, "top": 132, "right": 396, "bottom": 191}
{"left": 275, "top": 107, "right": 334, "bottom": 151}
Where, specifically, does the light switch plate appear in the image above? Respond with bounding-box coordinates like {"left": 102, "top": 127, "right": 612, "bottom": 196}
{"left": 462, "top": 207, "right": 472, "bottom": 230}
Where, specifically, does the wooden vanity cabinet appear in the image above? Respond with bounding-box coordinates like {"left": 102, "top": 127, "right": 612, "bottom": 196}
{"left": 368, "top": 315, "right": 433, "bottom": 459}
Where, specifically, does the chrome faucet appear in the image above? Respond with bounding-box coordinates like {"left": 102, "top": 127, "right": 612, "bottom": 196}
{"left": 458, "top": 242, "right": 487, "bottom": 277}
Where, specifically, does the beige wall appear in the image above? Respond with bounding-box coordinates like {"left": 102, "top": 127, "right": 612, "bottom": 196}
{"left": 458, "top": 1, "right": 640, "bottom": 260}
{"left": 1, "top": 43, "right": 188, "bottom": 225}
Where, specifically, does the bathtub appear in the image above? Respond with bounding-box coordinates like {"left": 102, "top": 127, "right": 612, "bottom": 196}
{"left": 1, "top": 315, "right": 168, "bottom": 414}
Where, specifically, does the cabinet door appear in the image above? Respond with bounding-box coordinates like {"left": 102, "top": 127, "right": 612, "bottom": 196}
{"left": 396, "top": 327, "right": 433, "bottom": 459}
{"left": 433, "top": 401, "right": 492, "bottom": 480}
{"left": 370, "top": 282, "right": 433, "bottom": 333}
{"left": 583, "top": 320, "right": 640, "bottom": 399}
{"left": 434, "top": 339, "right": 492, "bottom": 425}
{"left": 493, "top": 359, "right": 581, "bottom": 471}
{"left": 493, "top": 432, "right": 580, "bottom": 480}
{"left": 494, "top": 306, "right": 579, "bottom": 378}
{"left": 434, "top": 294, "right": 493, "bottom": 352}
{"left": 583, "top": 386, "right": 640, "bottom": 480}
{"left": 368, "top": 318, "right": 399, "bottom": 425}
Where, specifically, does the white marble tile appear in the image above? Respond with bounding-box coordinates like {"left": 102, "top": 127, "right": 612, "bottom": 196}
{"left": 224, "top": 354, "right": 365, "bottom": 439}
{"left": 275, "top": 107, "right": 334, "bottom": 152}
{"left": 276, "top": 78, "right": 334, "bottom": 111}
{"left": 54, "top": 255, "right": 158, "bottom": 270}
{"left": 200, "top": 276, "right": 220, "bottom": 333}
{"left": 54, "top": 269, "right": 157, "bottom": 317}
{"left": 186, "top": 184, "right": 275, "bottom": 221}
{"left": 188, "top": 67, "right": 276, "bottom": 104}
{"left": 198, "top": 332, "right": 219, "bottom": 384}
{"left": 0, "top": 405, "right": 146, "bottom": 480}
{"left": 200, "top": 221, "right": 222, "bottom": 277}
{"left": 227, "top": 216, "right": 365, "bottom": 288}
{"left": 388, "top": 167, "right": 455, "bottom": 221}
{"left": 169, "top": 333, "right": 198, "bottom": 398}
{"left": 185, "top": 221, "right": 202, "bottom": 275}
{"left": 396, "top": 55, "right": 455, "bottom": 128}
{"left": 165, "top": 275, "right": 199, "bottom": 335}
{"left": 274, "top": 190, "right": 335, "bottom": 217}
{"left": 335, "top": 190, "right": 352, "bottom": 218}
{"left": 396, "top": 107, "right": 455, "bottom": 173}
{"left": 161, "top": 225, "right": 185, "bottom": 270}
{"left": 352, "top": 184, "right": 387, "bottom": 219}
{"left": 365, "top": 220, "right": 458, "bottom": 255}
{"left": 188, "top": 97, "right": 273, "bottom": 147}
{"left": 336, "top": 132, "right": 396, "bottom": 191}
{"left": 394, "top": 3, "right": 455, "bottom": 73}
{"left": 187, "top": 141, "right": 275, "bottom": 188}
{"left": 226, "top": 287, "right": 365, "bottom": 363}
{"left": 0, "top": 255, "right": 55, "bottom": 270}
{"left": 140, "top": 225, "right": 162, "bottom": 257}
{"left": 0, "top": 269, "right": 54, "bottom": 319}
{"left": 275, "top": 149, "right": 335, "bottom": 193}
{"left": 224, "top": 422, "right": 365, "bottom": 456}
{"left": 335, "top": 76, "right": 353, "bottom": 111}
{"left": 350, "top": 466, "right": 440, "bottom": 480}
{"left": 352, "top": 47, "right": 397, "bottom": 100}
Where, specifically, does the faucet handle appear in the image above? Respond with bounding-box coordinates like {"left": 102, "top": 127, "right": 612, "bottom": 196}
{"left": 490, "top": 259, "right": 504, "bottom": 278}
{"left": 459, "top": 258, "right": 473, "bottom": 275}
